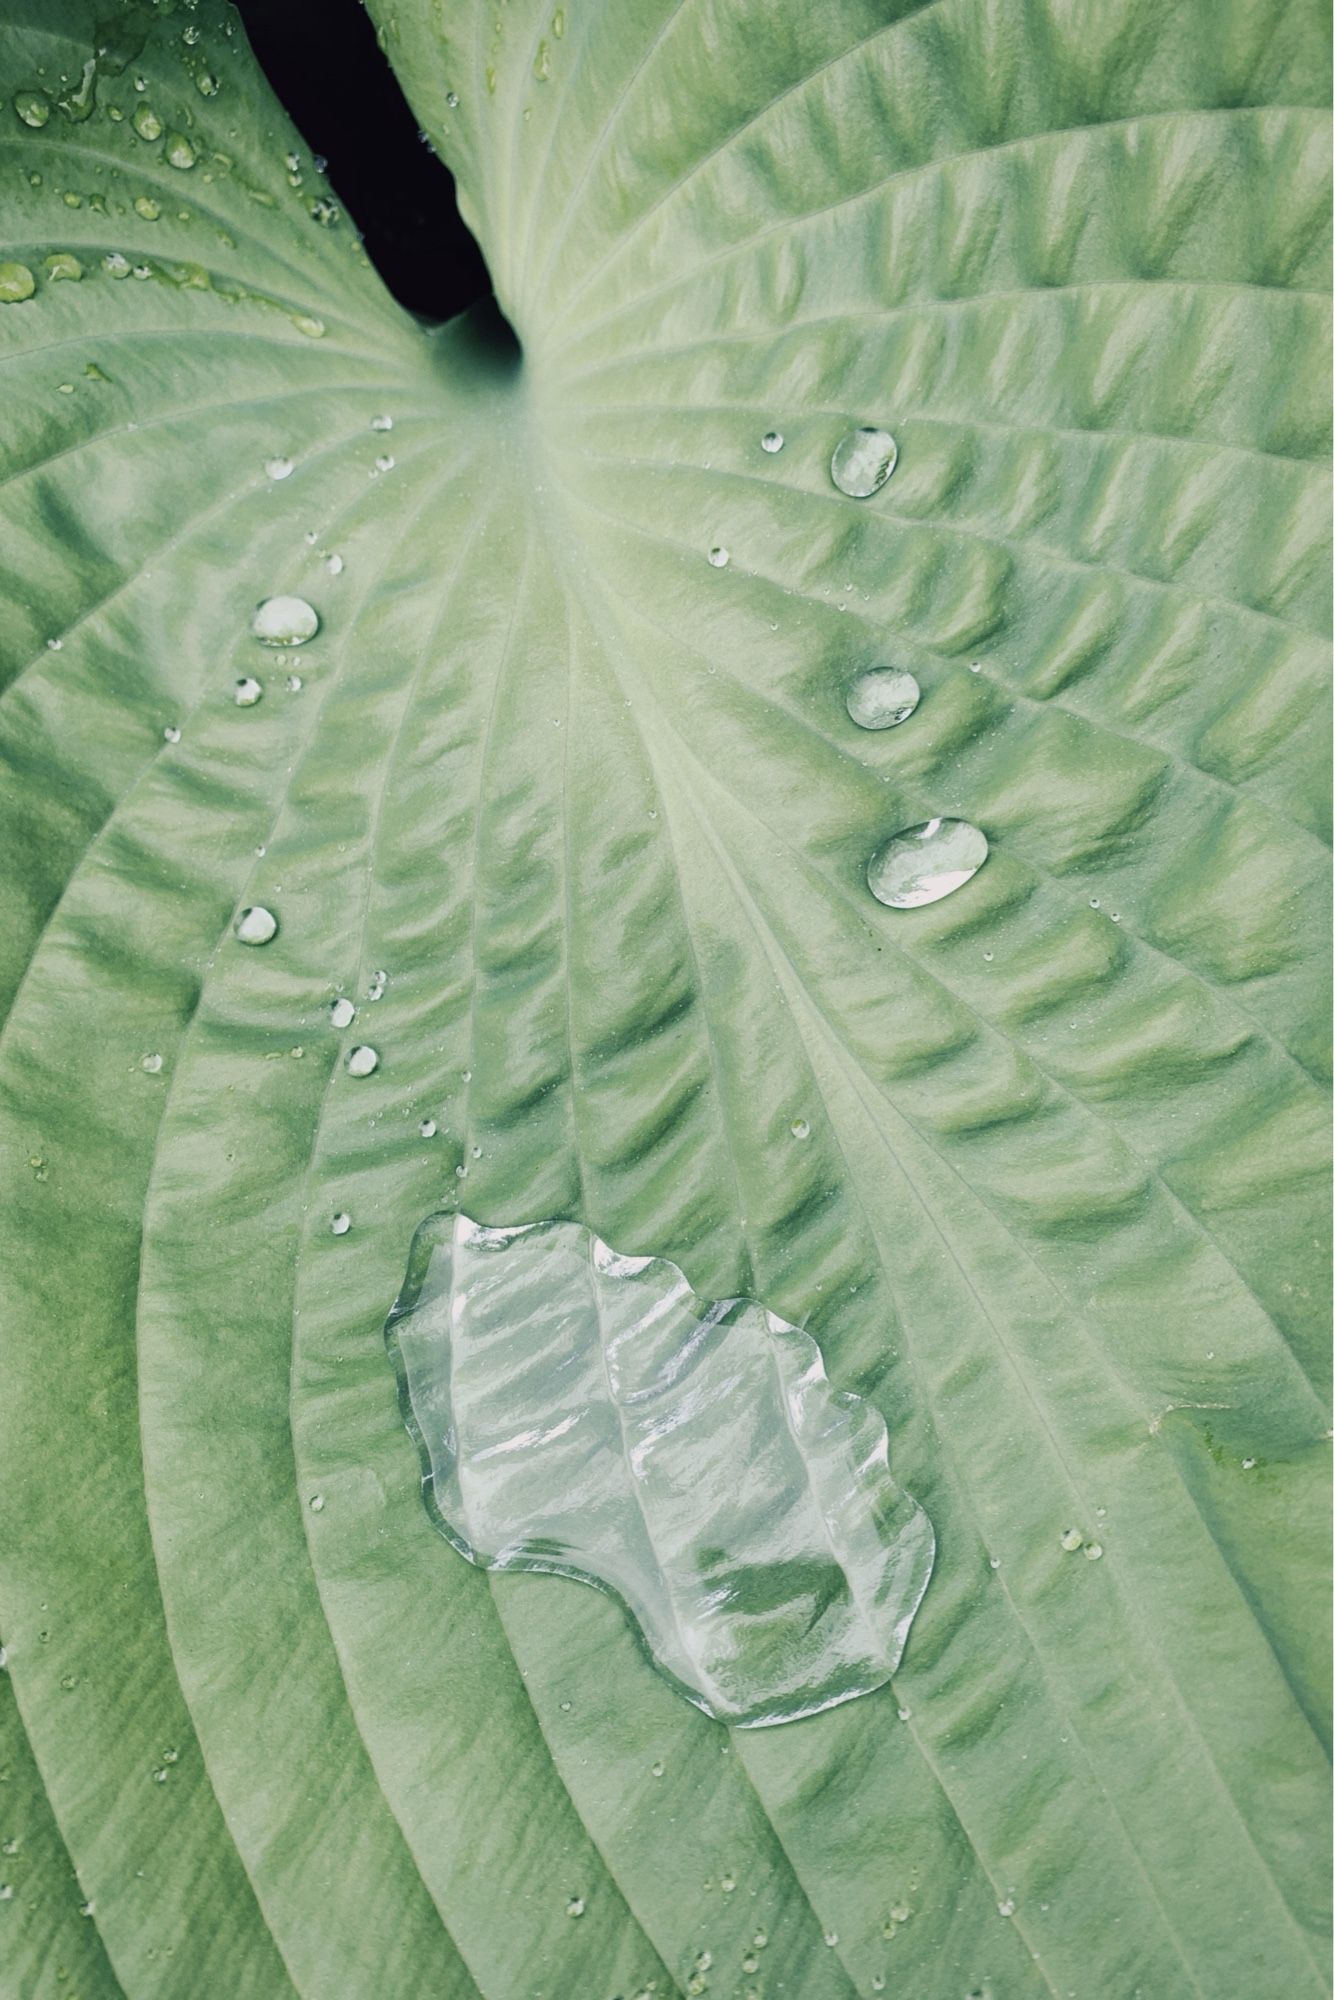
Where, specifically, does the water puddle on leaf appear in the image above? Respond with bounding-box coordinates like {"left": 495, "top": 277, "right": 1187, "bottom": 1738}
{"left": 387, "top": 1213, "right": 934, "bottom": 1725}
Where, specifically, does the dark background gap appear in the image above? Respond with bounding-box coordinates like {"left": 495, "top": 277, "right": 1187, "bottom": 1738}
{"left": 235, "top": 0, "right": 491, "bottom": 322}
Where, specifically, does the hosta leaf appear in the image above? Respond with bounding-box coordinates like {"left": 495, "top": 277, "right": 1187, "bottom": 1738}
{"left": 0, "top": 0, "right": 1328, "bottom": 1996}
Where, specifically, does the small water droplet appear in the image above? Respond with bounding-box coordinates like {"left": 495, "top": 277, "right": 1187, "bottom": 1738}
{"left": 309, "top": 196, "right": 339, "bottom": 226}
{"left": 418, "top": 1118, "right": 438, "bottom": 1138}
{"left": 292, "top": 313, "right": 325, "bottom": 339}
{"left": 102, "top": 252, "right": 131, "bottom": 279}
{"left": 251, "top": 595, "right": 319, "bottom": 645}
{"left": 897, "top": 1704, "right": 911, "bottom": 1721}
{"left": 346, "top": 1045, "right": 379, "bottom": 1078}
{"left": 446, "top": 90, "right": 460, "bottom": 108}
{"left": 889, "top": 1903, "right": 911, "bottom": 1925}
{"left": 165, "top": 132, "right": 197, "bottom": 170}
{"left": 132, "top": 103, "right": 162, "bottom": 141}
{"left": 196, "top": 72, "right": 220, "bottom": 97}
{"left": 265, "top": 454, "right": 294, "bottom": 481}
{"left": 650, "top": 1759, "right": 664, "bottom": 1777}
{"left": 997, "top": 1898, "right": 1016, "bottom": 1918}
{"left": 565, "top": 1896, "right": 585, "bottom": 1918}
{"left": 789, "top": 1117, "right": 810, "bottom": 1139}
{"left": 989, "top": 1555, "right": 1001, "bottom": 1569}
{"left": 760, "top": 429, "right": 784, "bottom": 453}
{"left": 141, "top": 1053, "right": 163, "bottom": 1074}
{"left": 0, "top": 1886, "right": 12, "bottom": 1902}
{"left": 823, "top": 1930, "right": 840, "bottom": 1947}
{"left": 752, "top": 1930, "right": 769, "bottom": 1950}
{"left": 14, "top": 90, "right": 51, "bottom": 128}
{"left": 79, "top": 1900, "right": 94, "bottom": 1917}
{"left": 324, "top": 552, "right": 344, "bottom": 575}
{"left": 285, "top": 675, "right": 303, "bottom": 695}
{"left": 44, "top": 252, "right": 82, "bottom": 283}
{"left": 846, "top": 668, "right": 920, "bottom": 730}
{"left": 1060, "top": 1527, "right": 1084, "bottom": 1552}
{"left": 533, "top": 39, "right": 550, "bottom": 79}
{"left": 968, "top": 660, "right": 982, "bottom": 674}
{"left": 233, "top": 676, "right": 263, "bottom": 707}
{"left": 707, "top": 545, "right": 729, "bottom": 568}
{"left": 234, "top": 905, "right": 277, "bottom": 946}
{"left": 0, "top": 263, "right": 35, "bottom": 304}
{"left": 1083, "top": 1541, "right": 1103, "bottom": 1560}
{"left": 330, "top": 997, "right": 356, "bottom": 1029}
{"left": 867, "top": 818, "right": 988, "bottom": 909}
{"left": 831, "top": 425, "right": 897, "bottom": 498}
{"left": 330, "top": 1211, "right": 351, "bottom": 1236}
{"left": 720, "top": 1872, "right": 736, "bottom": 1894}
{"left": 308, "top": 1493, "right": 324, "bottom": 1512}
{"left": 152, "top": 1766, "right": 168, "bottom": 1783}
{"left": 1242, "top": 1456, "right": 1257, "bottom": 1470}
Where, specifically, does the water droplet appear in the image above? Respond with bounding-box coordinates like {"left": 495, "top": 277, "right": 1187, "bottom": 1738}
{"left": 292, "top": 313, "right": 325, "bottom": 339}
{"left": 309, "top": 195, "right": 339, "bottom": 226}
{"left": 251, "top": 595, "right": 319, "bottom": 646}
{"left": 0, "top": 264, "right": 35, "bottom": 304}
{"left": 789, "top": 1118, "right": 810, "bottom": 1139}
{"left": 233, "top": 676, "right": 263, "bottom": 707}
{"left": 370, "top": 412, "right": 394, "bottom": 432}
{"left": 45, "top": 637, "right": 62, "bottom": 651}
{"left": 419, "top": 1118, "right": 437, "bottom": 1138}
{"left": 1060, "top": 1527, "right": 1083, "bottom": 1552}
{"left": 650, "top": 1759, "right": 664, "bottom": 1777}
{"left": 141, "top": 1053, "right": 163, "bottom": 1074}
{"left": 1083, "top": 1541, "right": 1103, "bottom": 1560}
{"left": 308, "top": 1493, "right": 324, "bottom": 1512}
{"left": 997, "top": 1898, "right": 1016, "bottom": 1918}
{"left": 102, "top": 252, "right": 131, "bottom": 279}
{"left": 14, "top": 90, "right": 51, "bottom": 128}
{"left": 720, "top": 1872, "right": 736, "bottom": 1893}
{"left": 707, "top": 545, "right": 729, "bottom": 568}
{"left": 566, "top": 1896, "right": 585, "bottom": 1918}
{"left": 132, "top": 103, "right": 162, "bottom": 141}
{"left": 330, "top": 1211, "right": 351, "bottom": 1236}
{"left": 330, "top": 997, "right": 356, "bottom": 1029}
{"left": 152, "top": 1766, "right": 168, "bottom": 1783}
{"left": 968, "top": 659, "right": 982, "bottom": 673}
{"left": 265, "top": 454, "right": 294, "bottom": 481}
{"left": 346, "top": 1045, "right": 379, "bottom": 1078}
{"left": 234, "top": 905, "right": 277, "bottom": 946}
{"left": 760, "top": 430, "right": 784, "bottom": 453}
{"left": 752, "top": 1930, "right": 769, "bottom": 1950}
{"left": 989, "top": 1555, "right": 1001, "bottom": 1569}
{"left": 165, "top": 132, "right": 197, "bottom": 170}
{"left": 889, "top": 1902, "right": 911, "bottom": 1925}
{"left": 1242, "top": 1456, "right": 1257, "bottom": 1470}
{"left": 0, "top": 1886, "right": 12, "bottom": 1902}
{"left": 846, "top": 668, "right": 920, "bottom": 731}
{"left": 823, "top": 1931, "right": 839, "bottom": 1947}
{"left": 867, "top": 818, "right": 988, "bottom": 910}
{"left": 446, "top": 91, "right": 460, "bottom": 109}
{"left": 79, "top": 1900, "right": 94, "bottom": 1917}
{"left": 324, "top": 552, "right": 344, "bottom": 575}
{"left": 196, "top": 72, "right": 220, "bottom": 97}
{"left": 533, "top": 40, "right": 550, "bottom": 80}
{"left": 897, "top": 1704, "right": 911, "bottom": 1721}
{"left": 831, "top": 426, "right": 898, "bottom": 498}
{"left": 373, "top": 452, "right": 395, "bottom": 473}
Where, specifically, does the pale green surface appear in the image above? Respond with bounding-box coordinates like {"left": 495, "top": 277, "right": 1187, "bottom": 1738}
{"left": 0, "top": 1, "right": 1329, "bottom": 1996}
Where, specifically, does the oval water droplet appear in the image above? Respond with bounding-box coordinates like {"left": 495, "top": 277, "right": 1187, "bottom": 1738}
{"left": 329, "top": 997, "right": 356, "bottom": 1029}
{"left": 133, "top": 195, "right": 160, "bottom": 221}
{"left": 446, "top": 91, "right": 460, "bottom": 109}
{"left": 867, "top": 818, "right": 988, "bottom": 909}
{"left": 131, "top": 103, "right": 162, "bottom": 141}
{"left": 419, "top": 1118, "right": 437, "bottom": 1138}
{"left": 346, "top": 1044, "right": 379, "bottom": 1078}
{"left": 1060, "top": 1527, "right": 1084, "bottom": 1552}
{"left": 308, "top": 1493, "right": 324, "bottom": 1512}
{"left": 102, "top": 252, "right": 131, "bottom": 279}
{"left": 330, "top": 1211, "right": 351, "bottom": 1236}
{"left": 790, "top": 1118, "right": 810, "bottom": 1140}
{"left": 233, "top": 905, "right": 277, "bottom": 946}
{"left": 14, "top": 89, "right": 51, "bottom": 128}
{"left": 831, "top": 426, "right": 898, "bottom": 499}
{"left": 760, "top": 430, "right": 784, "bottom": 453}
{"left": 141, "top": 1052, "right": 163, "bottom": 1074}
{"left": 0, "top": 263, "right": 35, "bottom": 304}
{"left": 164, "top": 132, "right": 197, "bottom": 170}
{"left": 251, "top": 595, "right": 319, "bottom": 646}
{"left": 373, "top": 452, "right": 395, "bottom": 472}
{"left": 233, "top": 676, "right": 263, "bottom": 707}
{"left": 846, "top": 668, "right": 920, "bottom": 731}
{"left": 324, "top": 552, "right": 344, "bottom": 575}
{"left": 265, "top": 454, "right": 294, "bottom": 481}
{"left": 42, "top": 252, "right": 82, "bottom": 282}
{"left": 162, "top": 723, "right": 181, "bottom": 743}
{"left": 707, "top": 545, "right": 729, "bottom": 568}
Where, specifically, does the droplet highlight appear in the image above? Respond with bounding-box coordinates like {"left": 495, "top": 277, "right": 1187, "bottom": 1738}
{"left": 251, "top": 595, "right": 319, "bottom": 646}
{"left": 846, "top": 668, "right": 920, "bottom": 731}
{"left": 346, "top": 1044, "right": 379, "bottom": 1078}
{"left": 233, "top": 905, "right": 277, "bottom": 946}
{"left": 831, "top": 426, "right": 898, "bottom": 499}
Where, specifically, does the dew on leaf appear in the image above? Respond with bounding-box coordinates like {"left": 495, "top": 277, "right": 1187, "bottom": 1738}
{"left": 760, "top": 430, "right": 784, "bottom": 453}
{"left": 831, "top": 425, "right": 897, "bottom": 498}
{"left": 1060, "top": 1527, "right": 1084, "bottom": 1552}
{"left": 446, "top": 90, "right": 460, "bottom": 109}
{"left": 790, "top": 1118, "right": 810, "bottom": 1139}
{"left": 324, "top": 552, "right": 344, "bottom": 575}
{"left": 141, "top": 1053, "right": 163, "bottom": 1074}
{"left": 133, "top": 196, "right": 160, "bottom": 220}
{"left": 265, "top": 455, "right": 294, "bottom": 481}
{"left": 251, "top": 595, "right": 319, "bottom": 646}
{"left": 997, "top": 1897, "right": 1016, "bottom": 1918}
{"left": 331, "top": 1212, "right": 351, "bottom": 1236}
{"left": 308, "top": 1494, "right": 324, "bottom": 1512}
{"left": 165, "top": 133, "right": 197, "bottom": 170}
{"left": 131, "top": 103, "right": 162, "bottom": 140}
{"left": 565, "top": 1896, "right": 585, "bottom": 1918}
{"left": 419, "top": 1118, "right": 437, "bottom": 1138}
{"left": 707, "top": 545, "right": 729, "bottom": 568}
{"left": 103, "top": 252, "right": 131, "bottom": 278}
{"left": 1084, "top": 1541, "right": 1104, "bottom": 1560}
{"left": 233, "top": 906, "right": 277, "bottom": 946}
{"left": 846, "top": 668, "right": 920, "bottom": 730}
{"left": 284, "top": 673, "right": 302, "bottom": 693}
{"left": 371, "top": 413, "right": 393, "bottom": 431}
{"left": 329, "top": 997, "right": 356, "bottom": 1029}
{"left": 346, "top": 1045, "right": 379, "bottom": 1077}
{"left": 0, "top": 264, "right": 36, "bottom": 304}
{"left": 373, "top": 452, "right": 395, "bottom": 472}
{"left": 13, "top": 89, "right": 51, "bottom": 127}
{"left": 867, "top": 818, "right": 988, "bottom": 909}
{"left": 233, "top": 676, "right": 263, "bottom": 707}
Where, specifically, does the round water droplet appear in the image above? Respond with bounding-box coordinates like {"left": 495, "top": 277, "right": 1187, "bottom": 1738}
{"left": 251, "top": 595, "right": 319, "bottom": 646}
{"left": 446, "top": 91, "right": 460, "bottom": 108}
{"left": 566, "top": 1896, "right": 585, "bottom": 1919}
{"left": 43, "top": 252, "right": 82, "bottom": 282}
{"left": 265, "top": 454, "right": 294, "bottom": 480}
{"left": 346, "top": 1044, "right": 378, "bottom": 1078}
{"left": 163, "top": 724, "right": 181, "bottom": 743}
{"left": 330, "top": 1211, "right": 351, "bottom": 1236}
{"left": 141, "top": 1053, "right": 163, "bottom": 1074}
{"left": 867, "top": 818, "right": 988, "bottom": 909}
{"left": 165, "top": 132, "right": 197, "bottom": 170}
{"left": 285, "top": 673, "right": 302, "bottom": 692}
{"left": 132, "top": 103, "right": 162, "bottom": 141}
{"left": 897, "top": 1704, "right": 911, "bottom": 1721}
{"left": 831, "top": 425, "right": 898, "bottom": 498}
{"left": 846, "top": 668, "right": 920, "bottom": 731}
{"left": 308, "top": 1493, "right": 324, "bottom": 1512}
{"left": 650, "top": 1760, "right": 664, "bottom": 1778}
{"left": 760, "top": 430, "right": 784, "bottom": 453}
{"left": 234, "top": 905, "right": 277, "bottom": 946}
{"left": 196, "top": 72, "right": 220, "bottom": 97}
{"left": 1083, "top": 1541, "right": 1103, "bottom": 1560}
{"left": 0, "top": 263, "right": 35, "bottom": 304}
{"left": 1060, "top": 1527, "right": 1084, "bottom": 1553}
{"left": 790, "top": 1118, "right": 810, "bottom": 1140}
{"left": 233, "top": 676, "right": 263, "bottom": 707}
{"left": 371, "top": 412, "right": 393, "bottom": 432}
{"left": 329, "top": 997, "right": 356, "bottom": 1029}
{"left": 419, "top": 1118, "right": 437, "bottom": 1138}
{"left": 997, "top": 1897, "right": 1016, "bottom": 1918}
{"left": 14, "top": 90, "right": 51, "bottom": 128}
{"left": 324, "top": 552, "right": 344, "bottom": 575}
{"left": 374, "top": 452, "right": 395, "bottom": 472}
{"left": 133, "top": 195, "right": 161, "bottom": 221}
{"left": 103, "top": 252, "right": 131, "bottom": 279}
{"left": 708, "top": 545, "right": 729, "bottom": 568}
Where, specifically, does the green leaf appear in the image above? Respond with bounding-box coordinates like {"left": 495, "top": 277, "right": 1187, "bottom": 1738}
{"left": 0, "top": 0, "right": 1328, "bottom": 1995}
